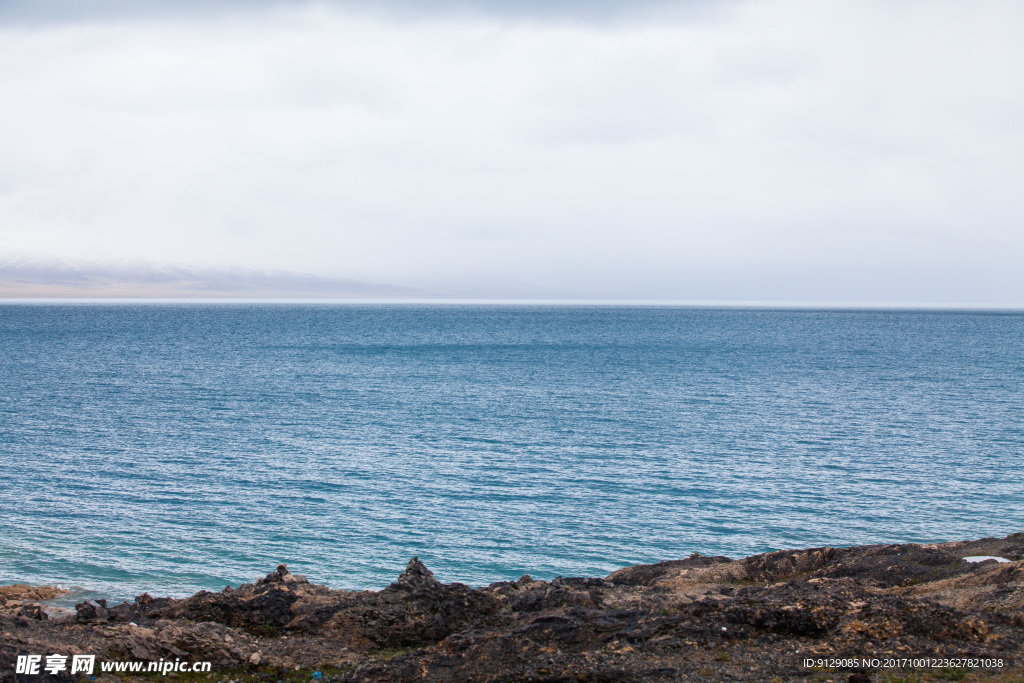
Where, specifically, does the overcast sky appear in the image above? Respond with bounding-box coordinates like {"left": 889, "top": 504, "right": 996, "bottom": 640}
{"left": 1, "top": 0, "right": 1022, "bottom": 302}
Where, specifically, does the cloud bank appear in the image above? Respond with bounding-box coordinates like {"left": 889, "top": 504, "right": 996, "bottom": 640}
{"left": 0, "top": 0, "right": 1021, "bottom": 302}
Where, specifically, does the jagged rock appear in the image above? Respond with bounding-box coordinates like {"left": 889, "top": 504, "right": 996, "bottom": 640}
{"left": 255, "top": 564, "right": 309, "bottom": 586}
{"left": 75, "top": 599, "right": 109, "bottom": 623}
{"left": 608, "top": 555, "right": 735, "bottom": 587}
{"left": 117, "top": 592, "right": 177, "bottom": 621}
{"left": 0, "top": 584, "right": 67, "bottom": 601}
{"left": 394, "top": 557, "right": 439, "bottom": 588}
{"left": 16, "top": 604, "right": 46, "bottom": 621}
{"left": 101, "top": 621, "right": 254, "bottom": 668}
{"left": 316, "top": 557, "right": 504, "bottom": 649}
{"left": 743, "top": 547, "right": 837, "bottom": 582}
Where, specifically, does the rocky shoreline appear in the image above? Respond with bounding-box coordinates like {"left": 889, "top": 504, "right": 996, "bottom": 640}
{"left": 2, "top": 534, "right": 1022, "bottom": 682}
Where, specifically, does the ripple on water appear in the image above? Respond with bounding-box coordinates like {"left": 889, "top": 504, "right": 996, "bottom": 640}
{"left": 1, "top": 304, "right": 1022, "bottom": 600}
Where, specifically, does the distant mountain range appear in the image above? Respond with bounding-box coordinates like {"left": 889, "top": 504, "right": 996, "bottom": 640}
{"left": 0, "top": 259, "right": 415, "bottom": 298}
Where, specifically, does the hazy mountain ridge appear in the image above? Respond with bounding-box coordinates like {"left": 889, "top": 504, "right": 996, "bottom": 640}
{"left": 0, "top": 259, "right": 413, "bottom": 298}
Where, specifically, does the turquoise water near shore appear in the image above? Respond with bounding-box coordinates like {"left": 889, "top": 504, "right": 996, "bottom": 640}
{"left": 1, "top": 304, "right": 1022, "bottom": 600}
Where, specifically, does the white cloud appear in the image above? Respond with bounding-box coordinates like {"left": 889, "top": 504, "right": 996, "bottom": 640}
{"left": 0, "top": 0, "right": 1022, "bottom": 301}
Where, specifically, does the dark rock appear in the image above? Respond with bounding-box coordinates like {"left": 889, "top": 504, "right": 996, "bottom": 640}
{"left": 75, "top": 599, "right": 109, "bottom": 623}
{"left": 161, "top": 585, "right": 300, "bottom": 629}
{"left": 394, "top": 557, "right": 438, "bottom": 589}
{"left": 345, "top": 558, "right": 503, "bottom": 648}
{"left": 723, "top": 596, "right": 842, "bottom": 636}
{"left": 15, "top": 605, "right": 45, "bottom": 621}
{"left": 608, "top": 555, "right": 734, "bottom": 586}
{"left": 5, "top": 533, "right": 1024, "bottom": 682}
{"left": 743, "top": 547, "right": 837, "bottom": 581}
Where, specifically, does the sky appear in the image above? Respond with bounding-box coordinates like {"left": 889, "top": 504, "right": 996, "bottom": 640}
{"left": 0, "top": 0, "right": 1022, "bottom": 302}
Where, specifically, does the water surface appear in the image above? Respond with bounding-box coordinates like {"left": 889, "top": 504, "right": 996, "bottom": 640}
{"left": 1, "top": 304, "right": 1021, "bottom": 599}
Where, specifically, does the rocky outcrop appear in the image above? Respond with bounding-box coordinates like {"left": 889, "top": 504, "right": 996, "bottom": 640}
{"left": 0, "top": 586, "right": 67, "bottom": 602}
{"left": 318, "top": 557, "right": 503, "bottom": 649}
{"left": 0, "top": 585, "right": 67, "bottom": 621}
{"left": 1, "top": 533, "right": 1022, "bottom": 682}
{"left": 74, "top": 594, "right": 177, "bottom": 625}
{"left": 156, "top": 564, "right": 313, "bottom": 629}
{"left": 99, "top": 621, "right": 256, "bottom": 668}
{"left": 151, "top": 558, "right": 503, "bottom": 650}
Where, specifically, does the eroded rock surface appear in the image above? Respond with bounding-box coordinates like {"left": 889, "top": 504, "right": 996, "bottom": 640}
{"left": 1, "top": 534, "right": 1022, "bottom": 682}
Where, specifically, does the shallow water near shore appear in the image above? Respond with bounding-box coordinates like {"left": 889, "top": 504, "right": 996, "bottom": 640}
{"left": 1, "top": 304, "right": 1022, "bottom": 601}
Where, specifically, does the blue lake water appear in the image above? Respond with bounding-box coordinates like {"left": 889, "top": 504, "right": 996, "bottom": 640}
{"left": 1, "top": 303, "right": 1022, "bottom": 600}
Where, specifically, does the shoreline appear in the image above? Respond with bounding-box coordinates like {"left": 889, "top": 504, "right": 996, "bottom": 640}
{"left": 2, "top": 533, "right": 1022, "bottom": 682}
{"left": 8, "top": 533, "right": 1024, "bottom": 607}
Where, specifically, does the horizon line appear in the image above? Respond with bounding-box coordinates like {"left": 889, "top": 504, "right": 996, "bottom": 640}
{"left": 1, "top": 297, "right": 1023, "bottom": 312}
